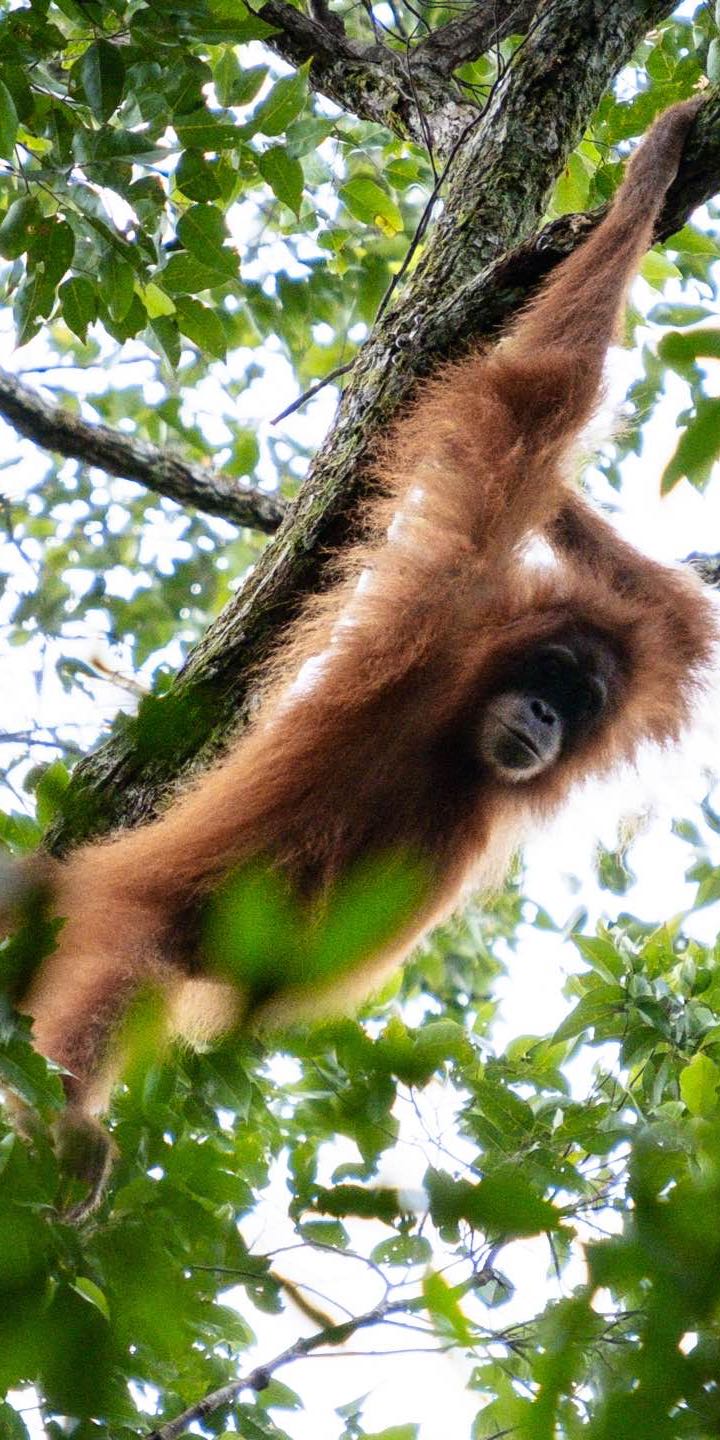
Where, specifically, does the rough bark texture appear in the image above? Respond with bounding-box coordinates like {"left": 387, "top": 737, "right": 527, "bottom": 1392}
{"left": 47, "top": 0, "right": 712, "bottom": 852}
{"left": 0, "top": 369, "right": 285, "bottom": 533}
{"left": 255, "top": 0, "right": 539, "bottom": 154}
{"left": 413, "top": 0, "right": 538, "bottom": 79}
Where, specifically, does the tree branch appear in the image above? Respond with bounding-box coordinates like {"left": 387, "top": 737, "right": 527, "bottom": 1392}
{"left": 147, "top": 1296, "right": 424, "bottom": 1440}
{"left": 413, "top": 0, "right": 538, "bottom": 78}
{"left": 0, "top": 369, "right": 285, "bottom": 534}
{"left": 256, "top": 0, "right": 547, "bottom": 153}
{"left": 396, "top": 85, "right": 720, "bottom": 363}
{"left": 46, "top": 0, "right": 705, "bottom": 851}
{"left": 686, "top": 552, "right": 720, "bottom": 589}
{"left": 257, "top": 0, "right": 479, "bottom": 153}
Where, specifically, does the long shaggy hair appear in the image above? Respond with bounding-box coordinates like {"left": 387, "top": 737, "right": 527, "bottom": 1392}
{"left": 6, "top": 98, "right": 716, "bottom": 1117}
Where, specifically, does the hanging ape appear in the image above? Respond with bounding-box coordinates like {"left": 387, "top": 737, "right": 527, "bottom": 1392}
{"left": 3, "top": 98, "right": 717, "bottom": 1182}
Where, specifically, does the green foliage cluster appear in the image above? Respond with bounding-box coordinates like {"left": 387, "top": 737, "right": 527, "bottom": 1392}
{"left": 4, "top": 843, "right": 720, "bottom": 1436}
{"left": 0, "top": 0, "right": 418, "bottom": 354}
{"left": 0, "top": 0, "right": 431, "bottom": 782}
{"left": 0, "top": 0, "right": 719, "bottom": 1436}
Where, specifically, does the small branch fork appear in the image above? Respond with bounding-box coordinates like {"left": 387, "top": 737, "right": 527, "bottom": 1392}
{"left": 254, "top": 0, "right": 537, "bottom": 152}
{"left": 145, "top": 1282, "right": 656, "bottom": 1440}
{"left": 146, "top": 1296, "right": 426, "bottom": 1440}
{"left": 0, "top": 368, "right": 285, "bottom": 534}
{"left": 412, "top": 0, "right": 537, "bottom": 78}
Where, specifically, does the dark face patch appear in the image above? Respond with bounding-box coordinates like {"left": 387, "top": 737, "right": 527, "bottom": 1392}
{"left": 513, "top": 635, "right": 617, "bottom": 736}
{"left": 477, "top": 628, "right": 620, "bottom": 783}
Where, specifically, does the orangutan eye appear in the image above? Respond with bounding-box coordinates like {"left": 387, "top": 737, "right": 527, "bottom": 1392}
{"left": 582, "top": 676, "right": 608, "bottom": 717}
{"left": 540, "top": 645, "right": 579, "bottom": 681}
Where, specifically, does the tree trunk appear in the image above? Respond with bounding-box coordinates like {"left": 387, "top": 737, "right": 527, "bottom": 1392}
{"left": 47, "top": 0, "right": 718, "bottom": 852}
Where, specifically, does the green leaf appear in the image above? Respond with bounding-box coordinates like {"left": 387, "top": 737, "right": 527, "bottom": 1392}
{"left": 552, "top": 986, "right": 625, "bottom": 1043}
{"left": 249, "top": 65, "right": 308, "bottom": 137}
{"left": 364, "top": 1429, "right": 419, "bottom": 1440}
{"left": 34, "top": 759, "right": 69, "bottom": 829}
{"left": 310, "top": 853, "right": 429, "bottom": 987}
{"left": 297, "top": 1219, "right": 349, "bottom": 1248}
{"left": 695, "top": 866, "right": 720, "bottom": 908}
{"left": 0, "top": 79, "right": 18, "bottom": 160}
{"left": 426, "top": 1168, "right": 559, "bottom": 1238}
{"left": 176, "top": 203, "right": 238, "bottom": 277}
{"left": 662, "top": 396, "right": 720, "bottom": 492}
{"left": 60, "top": 275, "right": 97, "bottom": 342}
{"left": 102, "top": 289, "right": 146, "bottom": 342}
{"left": 0, "top": 1401, "right": 30, "bottom": 1440}
{"left": 14, "top": 269, "right": 52, "bottom": 347}
{"left": 227, "top": 427, "right": 260, "bottom": 475}
{"left": 226, "top": 62, "right": 268, "bottom": 106}
{"left": 162, "top": 252, "right": 229, "bottom": 294}
{"left": 680, "top": 1053, "right": 720, "bottom": 1117}
{"left": 640, "top": 249, "right": 681, "bottom": 288}
{"left": 214, "top": 51, "right": 268, "bottom": 107}
{"left": 42, "top": 219, "right": 75, "bottom": 286}
{"left": 176, "top": 149, "right": 222, "bottom": 201}
{"left": 205, "top": 0, "right": 279, "bottom": 41}
{"left": 552, "top": 152, "right": 591, "bottom": 214}
{"left": 80, "top": 39, "right": 126, "bottom": 122}
{"left": 141, "top": 281, "right": 175, "bottom": 318}
{"left": 0, "top": 1038, "right": 64, "bottom": 1111}
{"left": 708, "top": 37, "right": 720, "bottom": 85}
{"left": 175, "top": 117, "right": 242, "bottom": 151}
{"left": 99, "top": 250, "right": 136, "bottom": 321}
{"left": 669, "top": 224, "right": 720, "bottom": 257}
{"left": 175, "top": 296, "right": 226, "bottom": 358}
{"left": 257, "top": 146, "right": 304, "bottom": 215}
{"left": 423, "top": 1270, "right": 472, "bottom": 1343}
{"left": 339, "top": 176, "right": 403, "bottom": 235}
{"left": 255, "top": 1379, "right": 302, "bottom": 1411}
{"left": 315, "top": 1185, "right": 402, "bottom": 1223}
{"left": 648, "top": 303, "right": 713, "bottom": 327}
{"left": 646, "top": 45, "right": 674, "bottom": 82}
{"left": 473, "top": 1170, "right": 560, "bottom": 1236}
{"left": 385, "top": 157, "right": 424, "bottom": 189}
{"left": 71, "top": 1277, "right": 111, "bottom": 1322}
{"left": 149, "top": 314, "right": 181, "bottom": 368}
{"left": 0, "top": 196, "right": 39, "bottom": 259}
{"left": 214, "top": 47, "right": 243, "bottom": 107}
{"left": 287, "top": 115, "right": 335, "bottom": 157}
{"left": 573, "top": 934, "right": 624, "bottom": 983}
{"left": 371, "top": 1234, "right": 432, "bottom": 1266}
{"left": 659, "top": 328, "right": 720, "bottom": 373}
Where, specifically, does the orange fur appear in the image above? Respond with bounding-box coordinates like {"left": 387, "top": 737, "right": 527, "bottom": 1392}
{"left": 11, "top": 98, "right": 717, "bottom": 1116}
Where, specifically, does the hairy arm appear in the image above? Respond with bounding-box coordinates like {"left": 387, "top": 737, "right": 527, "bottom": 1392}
{"left": 498, "top": 98, "right": 703, "bottom": 434}
{"left": 386, "top": 98, "right": 704, "bottom": 559}
{"left": 551, "top": 487, "right": 717, "bottom": 692}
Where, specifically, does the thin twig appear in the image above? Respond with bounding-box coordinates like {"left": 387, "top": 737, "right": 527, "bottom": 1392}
{"left": 147, "top": 1295, "right": 427, "bottom": 1440}
{"left": 271, "top": 361, "right": 354, "bottom": 424}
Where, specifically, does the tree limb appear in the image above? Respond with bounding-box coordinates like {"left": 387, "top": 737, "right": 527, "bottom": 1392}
{"left": 46, "top": 0, "right": 704, "bottom": 850}
{"left": 256, "top": 0, "right": 544, "bottom": 153}
{"left": 0, "top": 369, "right": 285, "bottom": 534}
{"left": 413, "top": 0, "right": 538, "bottom": 78}
{"left": 147, "top": 1296, "right": 425, "bottom": 1440}
{"left": 686, "top": 552, "right": 720, "bottom": 589}
{"left": 257, "top": 0, "right": 479, "bottom": 153}
{"left": 396, "top": 85, "right": 720, "bottom": 362}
